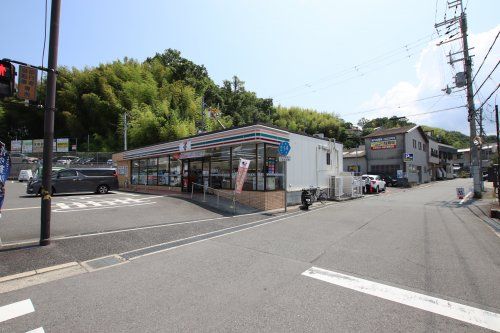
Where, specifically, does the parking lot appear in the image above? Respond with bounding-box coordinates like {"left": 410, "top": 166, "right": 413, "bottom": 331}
{"left": 0, "top": 181, "right": 227, "bottom": 244}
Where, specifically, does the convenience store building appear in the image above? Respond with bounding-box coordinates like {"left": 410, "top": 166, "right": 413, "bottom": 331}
{"left": 112, "top": 124, "right": 343, "bottom": 210}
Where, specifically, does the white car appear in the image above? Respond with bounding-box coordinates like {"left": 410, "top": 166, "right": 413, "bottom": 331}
{"left": 361, "top": 174, "right": 386, "bottom": 193}
{"left": 18, "top": 169, "right": 34, "bottom": 182}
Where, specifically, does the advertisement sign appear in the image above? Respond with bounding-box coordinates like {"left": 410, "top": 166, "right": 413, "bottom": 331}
{"left": 56, "top": 138, "right": 69, "bottom": 153}
{"left": 278, "top": 141, "right": 291, "bottom": 156}
{"left": 22, "top": 140, "right": 33, "bottom": 153}
{"left": 10, "top": 140, "right": 22, "bottom": 152}
{"left": 0, "top": 143, "right": 11, "bottom": 213}
{"left": 403, "top": 153, "right": 414, "bottom": 162}
{"left": 397, "top": 169, "right": 404, "bottom": 179}
{"left": 370, "top": 136, "right": 397, "bottom": 150}
{"left": 234, "top": 158, "right": 250, "bottom": 194}
{"left": 117, "top": 166, "right": 127, "bottom": 175}
{"left": 456, "top": 187, "right": 465, "bottom": 199}
{"left": 33, "top": 139, "right": 44, "bottom": 153}
{"left": 17, "top": 65, "right": 38, "bottom": 101}
{"left": 178, "top": 140, "right": 192, "bottom": 152}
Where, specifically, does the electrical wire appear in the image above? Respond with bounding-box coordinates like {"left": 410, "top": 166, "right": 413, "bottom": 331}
{"left": 273, "top": 32, "right": 436, "bottom": 98}
{"left": 404, "top": 105, "right": 466, "bottom": 118}
{"left": 41, "top": 0, "right": 48, "bottom": 82}
{"left": 473, "top": 60, "right": 499, "bottom": 97}
{"left": 476, "top": 84, "right": 500, "bottom": 111}
{"left": 472, "top": 30, "right": 500, "bottom": 83}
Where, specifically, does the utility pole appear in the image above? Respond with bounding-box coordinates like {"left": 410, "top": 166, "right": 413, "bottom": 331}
{"left": 496, "top": 104, "right": 499, "bottom": 205}
{"left": 123, "top": 112, "right": 128, "bottom": 151}
{"left": 435, "top": 0, "right": 481, "bottom": 197}
{"left": 40, "top": 0, "right": 61, "bottom": 246}
{"left": 460, "top": 5, "right": 482, "bottom": 198}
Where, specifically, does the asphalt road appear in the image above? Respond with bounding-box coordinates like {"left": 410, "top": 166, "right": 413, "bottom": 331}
{"left": 0, "top": 181, "right": 225, "bottom": 243}
{"left": 1, "top": 178, "right": 499, "bottom": 332}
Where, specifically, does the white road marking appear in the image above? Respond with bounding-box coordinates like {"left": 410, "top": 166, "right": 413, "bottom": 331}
{"left": 53, "top": 202, "right": 156, "bottom": 213}
{"left": 302, "top": 266, "right": 500, "bottom": 332}
{"left": 2, "top": 206, "right": 39, "bottom": 211}
{"left": 72, "top": 202, "right": 87, "bottom": 208}
{"left": 85, "top": 201, "right": 103, "bottom": 207}
{"left": 25, "top": 328, "right": 45, "bottom": 333}
{"left": 55, "top": 202, "right": 71, "bottom": 210}
{"left": 0, "top": 299, "right": 35, "bottom": 323}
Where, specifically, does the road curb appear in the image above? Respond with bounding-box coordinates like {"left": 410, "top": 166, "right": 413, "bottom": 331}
{"left": 0, "top": 261, "right": 84, "bottom": 294}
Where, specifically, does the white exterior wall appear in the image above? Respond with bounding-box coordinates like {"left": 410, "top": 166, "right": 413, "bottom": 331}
{"left": 287, "top": 133, "right": 343, "bottom": 191}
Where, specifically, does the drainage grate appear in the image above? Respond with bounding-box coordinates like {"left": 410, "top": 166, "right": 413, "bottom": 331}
{"left": 83, "top": 255, "right": 125, "bottom": 270}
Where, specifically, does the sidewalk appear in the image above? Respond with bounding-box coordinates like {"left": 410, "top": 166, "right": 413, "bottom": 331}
{"left": 466, "top": 182, "right": 500, "bottom": 234}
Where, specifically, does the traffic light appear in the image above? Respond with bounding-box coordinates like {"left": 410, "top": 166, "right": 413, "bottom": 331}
{"left": 0, "top": 60, "right": 15, "bottom": 98}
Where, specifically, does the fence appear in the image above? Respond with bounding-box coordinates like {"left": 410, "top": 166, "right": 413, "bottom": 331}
{"left": 190, "top": 182, "right": 260, "bottom": 215}
{"left": 329, "top": 175, "right": 364, "bottom": 200}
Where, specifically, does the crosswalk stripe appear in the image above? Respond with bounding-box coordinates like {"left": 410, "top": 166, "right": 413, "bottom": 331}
{"left": 0, "top": 299, "right": 35, "bottom": 323}
{"left": 302, "top": 267, "right": 500, "bottom": 332}
{"left": 55, "top": 203, "right": 71, "bottom": 209}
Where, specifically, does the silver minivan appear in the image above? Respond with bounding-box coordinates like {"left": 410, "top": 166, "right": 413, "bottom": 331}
{"left": 27, "top": 168, "right": 118, "bottom": 195}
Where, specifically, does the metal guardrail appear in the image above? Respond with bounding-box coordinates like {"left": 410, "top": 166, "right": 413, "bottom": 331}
{"left": 190, "top": 182, "right": 260, "bottom": 215}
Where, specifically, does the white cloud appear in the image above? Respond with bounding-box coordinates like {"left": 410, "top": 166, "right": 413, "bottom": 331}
{"left": 355, "top": 25, "right": 499, "bottom": 134}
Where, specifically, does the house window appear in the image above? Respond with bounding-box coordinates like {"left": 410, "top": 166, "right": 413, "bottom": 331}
{"left": 423, "top": 144, "right": 426, "bottom": 151}
{"left": 418, "top": 142, "right": 422, "bottom": 150}
{"left": 326, "top": 152, "right": 331, "bottom": 165}
{"left": 413, "top": 139, "right": 416, "bottom": 149}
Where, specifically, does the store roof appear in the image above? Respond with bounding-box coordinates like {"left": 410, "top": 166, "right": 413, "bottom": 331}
{"left": 363, "top": 125, "right": 429, "bottom": 142}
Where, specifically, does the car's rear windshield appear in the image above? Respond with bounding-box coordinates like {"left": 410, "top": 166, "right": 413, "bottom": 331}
{"left": 78, "top": 169, "right": 115, "bottom": 176}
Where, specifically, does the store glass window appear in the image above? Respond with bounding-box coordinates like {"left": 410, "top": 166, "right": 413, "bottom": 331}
{"left": 265, "top": 145, "right": 284, "bottom": 190}
{"left": 147, "top": 158, "right": 158, "bottom": 185}
{"left": 170, "top": 157, "right": 182, "bottom": 187}
{"left": 232, "top": 143, "right": 257, "bottom": 191}
{"left": 131, "top": 160, "right": 139, "bottom": 185}
{"left": 210, "top": 147, "right": 231, "bottom": 189}
{"left": 138, "top": 159, "right": 147, "bottom": 185}
{"left": 158, "top": 157, "right": 169, "bottom": 185}
{"left": 257, "top": 144, "right": 265, "bottom": 190}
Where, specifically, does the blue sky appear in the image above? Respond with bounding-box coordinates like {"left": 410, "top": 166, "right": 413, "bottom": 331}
{"left": 3, "top": 0, "right": 499, "bottom": 135}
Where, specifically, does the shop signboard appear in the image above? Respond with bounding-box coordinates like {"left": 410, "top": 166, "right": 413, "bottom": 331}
{"left": 22, "top": 140, "right": 33, "bottom": 153}
{"left": 33, "top": 139, "right": 44, "bottom": 153}
{"left": 234, "top": 158, "right": 250, "bottom": 194}
{"left": 179, "top": 150, "right": 204, "bottom": 159}
{"left": 179, "top": 140, "right": 192, "bottom": 152}
{"left": 56, "top": 138, "right": 69, "bottom": 152}
{"left": 278, "top": 141, "right": 291, "bottom": 156}
{"left": 403, "top": 153, "right": 413, "bottom": 162}
{"left": 370, "top": 136, "right": 396, "bottom": 150}
{"left": 10, "top": 140, "right": 22, "bottom": 153}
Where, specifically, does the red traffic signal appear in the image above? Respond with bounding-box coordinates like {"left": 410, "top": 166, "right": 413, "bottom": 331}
{"left": 0, "top": 60, "right": 15, "bottom": 98}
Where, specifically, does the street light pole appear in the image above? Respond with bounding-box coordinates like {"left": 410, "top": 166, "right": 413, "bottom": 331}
{"left": 40, "top": 0, "right": 61, "bottom": 246}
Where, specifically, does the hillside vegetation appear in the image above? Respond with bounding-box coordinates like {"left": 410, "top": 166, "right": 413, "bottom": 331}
{"left": 0, "top": 49, "right": 472, "bottom": 151}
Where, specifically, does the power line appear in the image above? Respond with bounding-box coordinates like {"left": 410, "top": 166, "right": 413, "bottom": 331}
{"left": 472, "top": 29, "right": 499, "bottom": 83}
{"left": 41, "top": 0, "right": 48, "bottom": 82}
{"left": 404, "top": 105, "right": 466, "bottom": 118}
{"left": 273, "top": 32, "right": 436, "bottom": 98}
{"left": 476, "top": 84, "right": 500, "bottom": 111}
{"left": 473, "top": 60, "right": 499, "bottom": 97}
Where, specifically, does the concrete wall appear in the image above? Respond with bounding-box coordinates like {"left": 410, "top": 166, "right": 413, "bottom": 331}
{"left": 287, "top": 134, "right": 343, "bottom": 191}
{"left": 365, "top": 133, "right": 405, "bottom": 175}
{"left": 404, "top": 130, "right": 430, "bottom": 184}
{"left": 343, "top": 156, "right": 367, "bottom": 175}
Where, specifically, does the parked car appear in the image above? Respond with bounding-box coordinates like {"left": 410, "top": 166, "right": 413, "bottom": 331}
{"left": 361, "top": 174, "right": 386, "bottom": 193}
{"left": 10, "top": 152, "right": 38, "bottom": 164}
{"left": 376, "top": 174, "right": 398, "bottom": 187}
{"left": 27, "top": 168, "right": 118, "bottom": 195}
{"left": 54, "top": 156, "right": 80, "bottom": 165}
{"left": 18, "top": 169, "right": 33, "bottom": 182}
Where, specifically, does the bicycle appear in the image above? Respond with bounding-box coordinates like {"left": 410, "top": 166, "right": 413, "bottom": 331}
{"left": 309, "top": 187, "right": 329, "bottom": 204}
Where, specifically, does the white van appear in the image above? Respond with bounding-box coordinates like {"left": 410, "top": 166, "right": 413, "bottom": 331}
{"left": 18, "top": 169, "right": 34, "bottom": 182}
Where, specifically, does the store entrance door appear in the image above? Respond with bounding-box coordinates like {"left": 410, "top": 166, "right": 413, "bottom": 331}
{"left": 183, "top": 158, "right": 210, "bottom": 192}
